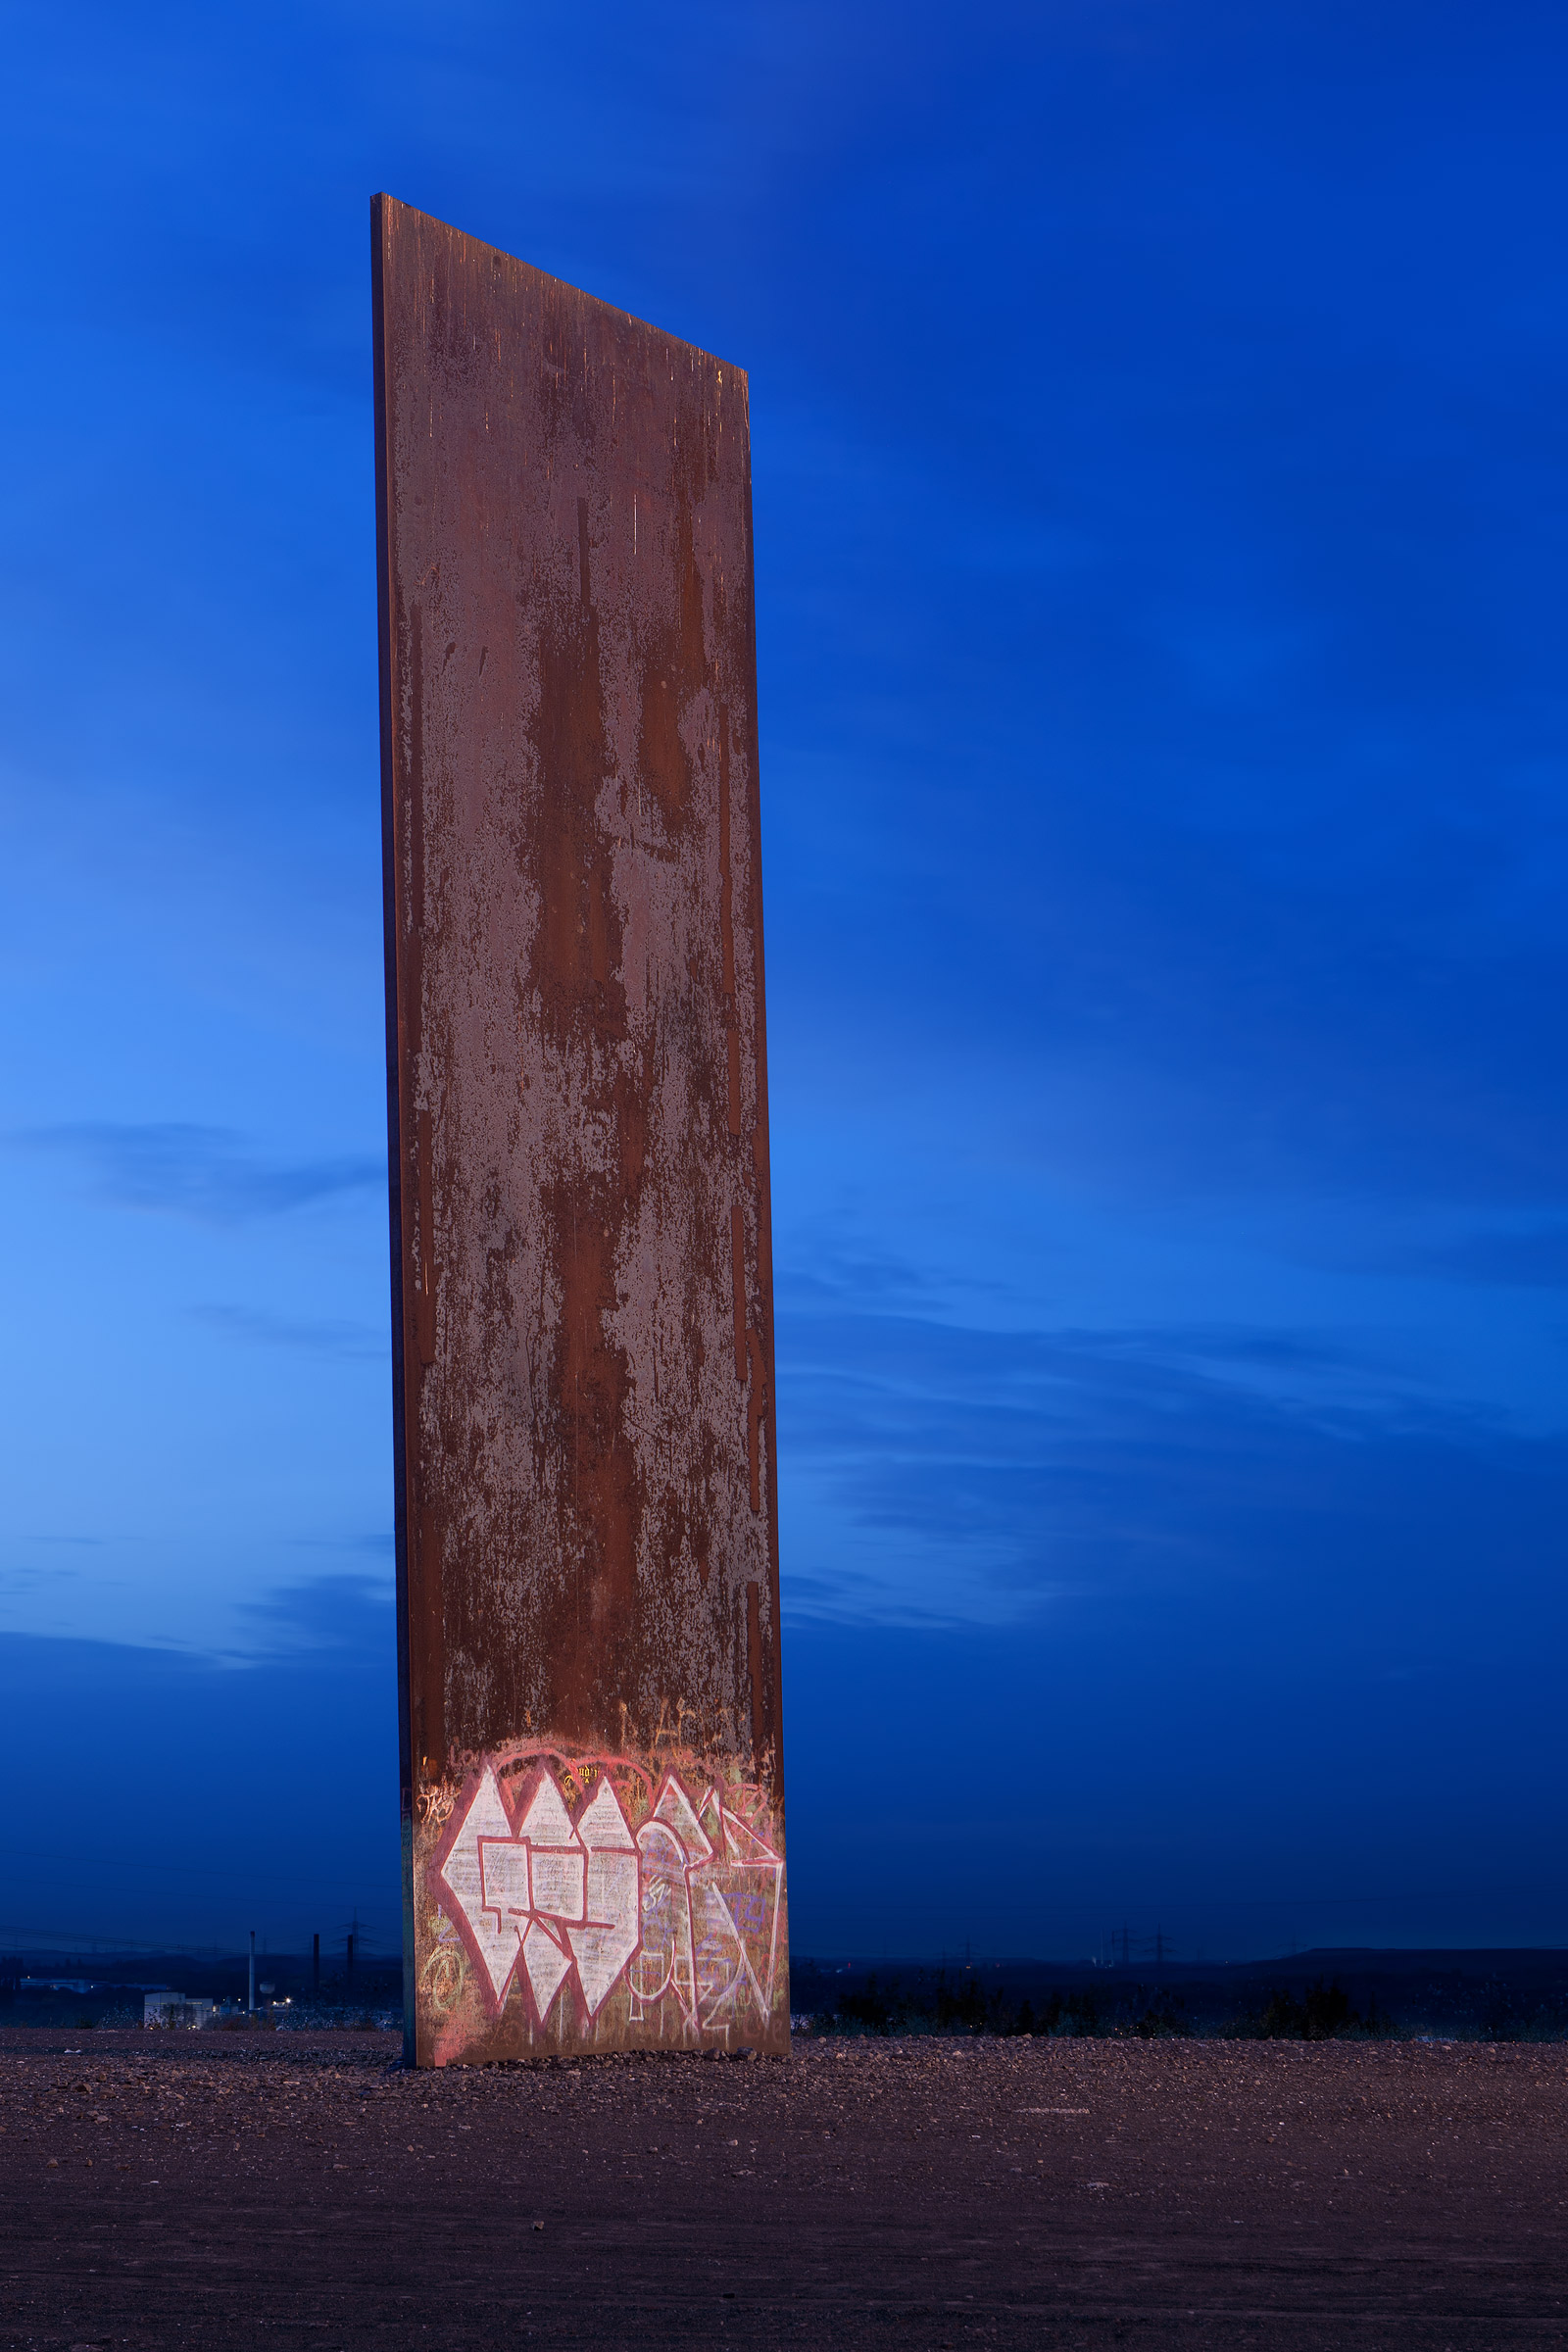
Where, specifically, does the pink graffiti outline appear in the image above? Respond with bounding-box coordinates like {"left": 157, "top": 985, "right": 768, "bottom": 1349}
{"left": 430, "top": 1761, "right": 640, "bottom": 2026}
{"left": 429, "top": 1754, "right": 784, "bottom": 2032}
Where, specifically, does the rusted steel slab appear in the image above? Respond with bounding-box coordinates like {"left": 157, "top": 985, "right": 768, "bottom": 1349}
{"left": 372, "top": 196, "right": 786, "bottom": 2065}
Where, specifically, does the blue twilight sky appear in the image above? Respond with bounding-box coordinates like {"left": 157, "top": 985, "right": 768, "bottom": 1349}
{"left": 4, "top": 0, "right": 1568, "bottom": 1963}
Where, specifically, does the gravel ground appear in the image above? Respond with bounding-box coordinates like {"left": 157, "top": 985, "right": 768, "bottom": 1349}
{"left": 0, "top": 2028, "right": 1564, "bottom": 2348}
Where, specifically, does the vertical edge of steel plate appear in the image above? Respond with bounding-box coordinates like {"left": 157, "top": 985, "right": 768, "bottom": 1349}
{"left": 372, "top": 194, "right": 787, "bottom": 2066}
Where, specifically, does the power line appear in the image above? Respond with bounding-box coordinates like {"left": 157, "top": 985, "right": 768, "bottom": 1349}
{"left": 0, "top": 1917, "right": 387, "bottom": 1957}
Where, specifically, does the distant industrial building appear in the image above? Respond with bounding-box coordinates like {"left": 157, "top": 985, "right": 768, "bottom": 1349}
{"left": 143, "top": 1993, "right": 216, "bottom": 2029}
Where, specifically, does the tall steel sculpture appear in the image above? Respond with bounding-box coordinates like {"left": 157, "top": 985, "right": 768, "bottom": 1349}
{"left": 373, "top": 196, "right": 786, "bottom": 2065}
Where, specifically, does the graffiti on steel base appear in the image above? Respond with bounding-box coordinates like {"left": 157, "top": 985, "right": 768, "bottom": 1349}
{"left": 427, "top": 1752, "right": 784, "bottom": 2039}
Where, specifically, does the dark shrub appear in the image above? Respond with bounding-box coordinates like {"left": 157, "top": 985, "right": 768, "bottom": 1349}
{"left": 1246, "top": 1977, "right": 1379, "bottom": 2039}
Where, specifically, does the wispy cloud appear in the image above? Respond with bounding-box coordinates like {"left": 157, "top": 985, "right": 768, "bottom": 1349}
{"left": 285, "top": 1532, "right": 394, "bottom": 1558}
{"left": 236, "top": 1574, "right": 395, "bottom": 1662}
{"left": 7, "top": 1124, "right": 383, "bottom": 1224}
{"left": 776, "top": 1300, "right": 1568, "bottom": 1629}
{"left": 777, "top": 1239, "right": 949, "bottom": 1311}
{"left": 1407, "top": 1224, "right": 1568, "bottom": 1291}
{"left": 190, "top": 1304, "right": 387, "bottom": 1361}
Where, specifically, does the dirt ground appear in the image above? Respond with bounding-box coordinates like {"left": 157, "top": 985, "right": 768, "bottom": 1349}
{"left": 0, "top": 2028, "right": 1564, "bottom": 2349}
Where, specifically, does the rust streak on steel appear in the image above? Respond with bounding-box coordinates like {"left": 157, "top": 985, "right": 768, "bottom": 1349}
{"left": 373, "top": 196, "right": 787, "bottom": 2066}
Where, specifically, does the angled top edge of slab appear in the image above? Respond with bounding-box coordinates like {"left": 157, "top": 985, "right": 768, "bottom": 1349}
{"left": 371, "top": 191, "right": 749, "bottom": 386}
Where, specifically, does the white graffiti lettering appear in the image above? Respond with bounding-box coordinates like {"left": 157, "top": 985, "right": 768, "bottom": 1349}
{"left": 437, "top": 1761, "right": 783, "bottom": 2031}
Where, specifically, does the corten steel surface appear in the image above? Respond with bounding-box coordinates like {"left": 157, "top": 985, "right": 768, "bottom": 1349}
{"left": 373, "top": 196, "right": 786, "bottom": 2067}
